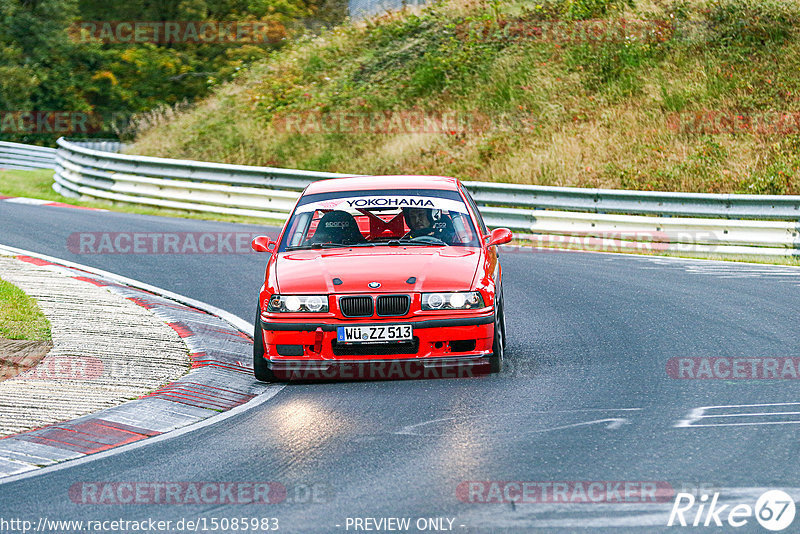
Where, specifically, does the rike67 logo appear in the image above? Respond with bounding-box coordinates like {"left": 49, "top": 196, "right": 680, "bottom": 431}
{"left": 668, "top": 490, "right": 796, "bottom": 531}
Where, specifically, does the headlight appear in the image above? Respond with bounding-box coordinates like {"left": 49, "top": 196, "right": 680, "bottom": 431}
{"left": 421, "top": 291, "right": 484, "bottom": 310}
{"left": 267, "top": 295, "right": 329, "bottom": 313}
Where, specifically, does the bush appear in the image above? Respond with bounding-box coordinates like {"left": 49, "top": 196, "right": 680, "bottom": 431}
{"left": 706, "top": 0, "right": 800, "bottom": 47}
{"left": 530, "top": 0, "right": 636, "bottom": 21}
{"left": 737, "top": 164, "right": 791, "bottom": 194}
{"left": 561, "top": 0, "right": 635, "bottom": 20}
{"left": 737, "top": 135, "right": 800, "bottom": 194}
{"left": 565, "top": 39, "right": 656, "bottom": 98}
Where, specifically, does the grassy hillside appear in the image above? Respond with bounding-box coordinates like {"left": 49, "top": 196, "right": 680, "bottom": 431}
{"left": 129, "top": 0, "right": 800, "bottom": 194}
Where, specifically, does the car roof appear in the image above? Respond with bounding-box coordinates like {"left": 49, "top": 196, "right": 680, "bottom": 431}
{"left": 303, "top": 175, "right": 461, "bottom": 195}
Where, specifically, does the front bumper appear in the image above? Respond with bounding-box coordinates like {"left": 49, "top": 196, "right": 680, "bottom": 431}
{"left": 259, "top": 314, "right": 494, "bottom": 365}
{"left": 259, "top": 314, "right": 493, "bottom": 332}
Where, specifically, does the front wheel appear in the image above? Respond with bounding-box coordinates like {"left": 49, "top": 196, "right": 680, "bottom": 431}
{"left": 488, "top": 298, "right": 505, "bottom": 373}
{"left": 253, "top": 307, "right": 275, "bottom": 382}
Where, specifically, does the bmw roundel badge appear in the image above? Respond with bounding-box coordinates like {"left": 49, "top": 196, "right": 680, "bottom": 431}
{"left": 368, "top": 281, "right": 381, "bottom": 289}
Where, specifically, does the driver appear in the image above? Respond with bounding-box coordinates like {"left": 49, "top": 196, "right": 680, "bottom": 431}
{"left": 402, "top": 207, "right": 454, "bottom": 243}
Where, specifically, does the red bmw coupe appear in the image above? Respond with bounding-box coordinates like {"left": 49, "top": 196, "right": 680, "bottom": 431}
{"left": 251, "top": 175, "right": 512, "bottom": 381}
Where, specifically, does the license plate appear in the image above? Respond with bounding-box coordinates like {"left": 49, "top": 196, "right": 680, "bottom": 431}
{"left": 337, "top": 325, "right": 413, "bottom": 344}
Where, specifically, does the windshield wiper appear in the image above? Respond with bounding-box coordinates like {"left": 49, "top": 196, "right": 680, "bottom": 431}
{"left": 288, "top": 242, "right": 385, "bottom": 250}
{"left": 287, "top": 242, "right": 350, "bottom": 251}
{"left": 386, "top": 239, "right": 446, "bottom": 247}
{"left": 288, "top": 239, "right": 446, "bottom": 250}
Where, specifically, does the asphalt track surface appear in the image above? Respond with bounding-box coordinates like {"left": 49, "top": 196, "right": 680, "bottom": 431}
{"left": 2, "top": 201, "right": 800, "bottom": 533}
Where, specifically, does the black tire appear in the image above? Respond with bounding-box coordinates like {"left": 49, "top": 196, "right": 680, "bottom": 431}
{"left": 498, "top": 287, "right": 507, "bottom": 342}
{"left": 489, "top": 293, "right": 505, "bottom": 374}
{"left": 253, "top": 307, "right": 275, "bottom": 382}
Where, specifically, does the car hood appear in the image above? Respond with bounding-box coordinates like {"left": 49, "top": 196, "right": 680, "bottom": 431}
{"left": 275, "top": 246, "right": 481, "bottom": 294}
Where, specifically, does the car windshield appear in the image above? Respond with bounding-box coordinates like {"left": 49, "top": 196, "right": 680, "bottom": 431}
{"left": 279, "top": 188, "right": 481, "bottom": 252}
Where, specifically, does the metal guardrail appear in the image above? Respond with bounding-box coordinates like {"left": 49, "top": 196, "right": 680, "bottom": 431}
{"left": 45, "top": 137, "right": 800, "bottom": 256}
{"left": 465, "top": 181, "right": 800, "bottom": 221}
{"left": 71, "top": 139, "right": 126, "bottom": 153}
{"left": 1, "top": 140, "right": 125, "bottom": 171}
{"left": 53, "top": 138, "right": 344, "bottom": 220}
{"left": 0, "top": 141, "right": 57, "bottom": 171}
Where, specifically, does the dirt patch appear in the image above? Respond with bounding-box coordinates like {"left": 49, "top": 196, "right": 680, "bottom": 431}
{"left": 0, "top": 338, "right": 53, "bottom": 382}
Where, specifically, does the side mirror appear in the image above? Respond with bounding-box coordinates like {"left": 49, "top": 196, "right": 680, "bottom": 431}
{"left": 486, "top": 228, "right": 513, "bottom": 247}
{"left": 251, "top": 236, "right": 275, "bottom": 253}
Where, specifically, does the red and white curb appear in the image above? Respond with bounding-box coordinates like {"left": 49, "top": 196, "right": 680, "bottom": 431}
{"left": 0, "top": 245, "right": 281, "bottom": 481}
{"left": 0, "top": 255, "right": 190, "bottom": 436}
{"left": 0, "top": 195, "right": 105, "bottom": 211}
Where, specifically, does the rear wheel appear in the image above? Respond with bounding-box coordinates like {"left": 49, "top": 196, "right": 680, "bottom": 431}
{"left": 253, "top": 307, "right": 275, "bottom": 382}
{"left": 488, "top": 292, "right": 506, "bottom": 373}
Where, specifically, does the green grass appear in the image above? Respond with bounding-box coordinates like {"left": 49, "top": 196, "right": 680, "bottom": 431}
{"left": 0, "top": 278, "right": 51, "bottom": 341}
{"left": 0, "top": 169, "right": 284, "bottom": 227}
{"left": 0, "top": 169, "right": 63, "bottom": 201}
